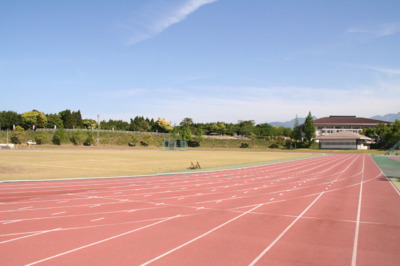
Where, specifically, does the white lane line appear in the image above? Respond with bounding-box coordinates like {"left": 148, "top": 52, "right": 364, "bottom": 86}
{"left": 19, "top": 206, "right": 33, "bottom": 210}
{"left": 52, "top": 212, "right": 66, "bottom": 216}
{"left": 2, "top": 220, "right": 21, "bottom": 225}
{"left": 91, "top": 217, "right": 105, "bottom": 222}
{"left": 141, "top": 204, "right": 263, "bottom": 266}
{"left": 351, "top": 155, "right": 365, "bottom": 266}
{"left": 249, "top": 192, "right": 325, "bottom": 266}
{"left": 0, "top": 228, "right": 61, "bottom": 244}
{"left": 25, "top": 215, "right": 180, "bottom": 266}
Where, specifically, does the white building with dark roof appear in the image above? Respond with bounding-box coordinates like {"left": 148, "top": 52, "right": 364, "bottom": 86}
{"left": 314, "top": 131, "right": 373, "bottom": 150}
{"left": 313, "top": 115, "right": 387, "bottom": 136}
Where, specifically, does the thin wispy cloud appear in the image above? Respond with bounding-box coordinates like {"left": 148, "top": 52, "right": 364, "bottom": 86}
{"left": 366, "top": 66, "right": 400, "bottom": 76}
{"left": 123, "top": 0, "right": 218, "bottom": 45}
{"left": 347, "top": 22, "right": 400, "bottom": 37}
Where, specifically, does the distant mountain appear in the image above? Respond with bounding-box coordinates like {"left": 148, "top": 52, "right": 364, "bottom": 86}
{"left": 370, "top": 112, "right": 400, "bottom": 122}
{"left": 269, "top": 117, "right": 312, "bottom": 129}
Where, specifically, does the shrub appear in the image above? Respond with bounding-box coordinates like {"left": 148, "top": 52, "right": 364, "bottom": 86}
{"left": 84, "top": 132, "right": 95, "bottom": 146}
{"left": 128, "top": 136, "right": 138, "bottom": 147}
{"left": 188, "top": 140, "right": 200, "bottom": 147}
{"left": 240, "top": 143, "right": 249, "bottom": 148}
{"left": 71, "top": 131, "right": 85, "bottom": 145}
{"left": 33, "top": 131, "right": 50, "bottom": 144}
{"left": 10, "top": 126, "right": 25, "bottom": 144}
{"left": 269, "top": 143, "right": 279, "bottom": 148}
{"left": 53, "top": 129, "right": 67, "bottom": 145}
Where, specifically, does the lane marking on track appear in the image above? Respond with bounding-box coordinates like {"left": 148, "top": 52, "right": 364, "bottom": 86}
{"left": 2, "top": 220, "right": 21, "bottom": 225}
{"left": 19, "top": 206, "right": 33, "bottom": 210}
{"left": 24, "top": 215, "right": 180, "bottom": 266}
{"left": 91, "top": 217, "right": 105, "bottom": 222}
{"left": 0, "top": 228, "right": 61, "bottom": 245}
{"left": 351, "top": 155, "right": 365, "bottom": 266}
{"left": 141, "top": 204, "right": 263, "bottom": 266}
{"left": 249, "top": 192, "right": 325, "bottom": 266}
{"left": 52, "top": 212, "right": 66, "bottom": 216}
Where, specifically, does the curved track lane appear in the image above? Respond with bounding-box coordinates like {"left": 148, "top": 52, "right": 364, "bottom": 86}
{"left": 0, "top": 154, "right": 399, "bottom": 265}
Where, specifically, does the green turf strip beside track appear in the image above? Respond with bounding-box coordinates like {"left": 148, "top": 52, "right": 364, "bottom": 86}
{"left": 372, "top": 155, "right": 400, "bottom": 190}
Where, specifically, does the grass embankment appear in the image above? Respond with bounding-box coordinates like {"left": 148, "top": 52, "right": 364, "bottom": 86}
{"left": 0, "top": 149, "right": 317, "bottom": 181}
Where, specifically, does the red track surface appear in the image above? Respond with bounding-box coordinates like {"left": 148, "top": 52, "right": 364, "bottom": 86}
{"left": 1, "top": 154, "right": 399, "bottom": 265}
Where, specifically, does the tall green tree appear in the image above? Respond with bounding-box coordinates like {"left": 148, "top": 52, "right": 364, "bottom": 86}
{"left": 21, "top": 110, "right": 47, "bottom": 129}
{"left": 302, "top": 111, "right": 316, "bottom": 145}
{"left": 291, "top": 115, "right": 302, "bottom": 143}
{"left": 46, "top": 113, "right": 64, "bottom": 129}
{"left": 59, "top": 110, "right": 73, "bottom": 128}
{"left": 0, "top": 111, "right": 22, "bottom": 129}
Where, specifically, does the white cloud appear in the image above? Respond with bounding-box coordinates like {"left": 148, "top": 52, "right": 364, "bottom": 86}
{"left": 347, "top": 22, "right": 400, "bottom": 37}
{"left": 123, "top": 0, "right": 218, "bottom": 45}
{"left": 365, "top": 66, "right": 400, "bottom": 76}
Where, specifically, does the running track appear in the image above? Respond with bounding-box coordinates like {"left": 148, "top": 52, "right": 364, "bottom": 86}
{"left": 1, "top": 154, "right": 399, "bottom": 265}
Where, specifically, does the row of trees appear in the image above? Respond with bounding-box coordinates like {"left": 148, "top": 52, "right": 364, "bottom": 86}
{"left": 363, "top": 120, "right": 400, "bottom": 149}
{"left": 0, "top": 109, "right": 296, "bottom": 138}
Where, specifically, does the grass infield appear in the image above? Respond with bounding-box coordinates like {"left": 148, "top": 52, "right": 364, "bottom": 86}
{"left": 0, "top": 148, "right": 318, "bottom": 181}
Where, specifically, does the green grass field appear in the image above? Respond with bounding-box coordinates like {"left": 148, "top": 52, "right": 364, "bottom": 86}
{"left": 0, "top": 148, "right": 318, "bottom": 181}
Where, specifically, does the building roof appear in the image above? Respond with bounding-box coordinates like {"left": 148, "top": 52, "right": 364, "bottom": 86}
{"left": 313, "top": 116, "right": 387, "bottom": 126}
{"left": 315, "top": 131, "right": 371, "bottom": 140}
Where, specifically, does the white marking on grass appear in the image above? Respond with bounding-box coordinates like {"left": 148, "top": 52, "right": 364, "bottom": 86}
{"left": 249, "top": 192, "right": 324, "bottom": 266}
{"left": 25, "top": 216, "right": 180, "bottom": 266}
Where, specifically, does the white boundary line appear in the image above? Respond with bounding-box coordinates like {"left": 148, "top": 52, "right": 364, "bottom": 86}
{"left": 248, "top": 191, "right": 325, "bottom": 266}
{"left": 351, "top": 154, "right": 365, "bottom": 266}
{"left": 140, "top": 204, "right": 264, "bottom": 266}
{"left": 24, "top": 215, "right": 180, "bottom": 266}
{"left": 0, "top": 228, "right": 61, "bottom": 245}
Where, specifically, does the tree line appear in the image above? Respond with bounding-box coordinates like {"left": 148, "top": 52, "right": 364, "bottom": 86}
{"left": 0, "top": 109, "right": 296, "bottom": 138}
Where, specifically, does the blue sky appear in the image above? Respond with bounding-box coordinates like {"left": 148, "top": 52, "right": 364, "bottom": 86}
{"left": 1, "top": 0, "right": 399, "bottom": 124}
